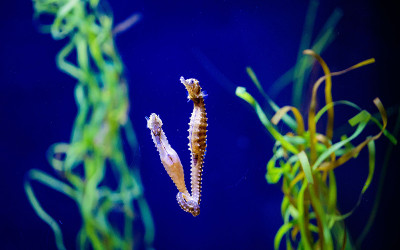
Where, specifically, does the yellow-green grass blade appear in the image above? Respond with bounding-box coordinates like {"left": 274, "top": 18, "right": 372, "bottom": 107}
{"left": 236, "top": 87, "right": 298, "bottom": 154}
{"left": 24, "top": 169, "right": 78, "bottom": 250}
{"left": 363, "top": 140, "right": 376, "bottom": 193}
{"left": 309, "top": 185, "right": 334, "bottom": 250}
{"left": 298, "top": 181, "right": 313, "bottom": 249}
{"left": 266, "top": 156, "right": 283, "bottom": 184}
{"left": 327, "top": 171, "right": 337, "bottom": 228}
{"left": 315, "top": 100, "right": 361, "bottom": 123}
{"left": 333, "top": 140, "right": 376, "bottom": 221}
{"left": 274, "top": 222, "right": 294, "bottom": 250}
{"left": 246, "top": 67, "right": 297, "bottom": 130}
{"left": 370, "top": 115, "right": 398, "bottom": 144}
{"left": 298, "top": 151, "right": 314, "bottom": 184}
{"left": 312, "top": 111, "right": 370, "bottom": 170}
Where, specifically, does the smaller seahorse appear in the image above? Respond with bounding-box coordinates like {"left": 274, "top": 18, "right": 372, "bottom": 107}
{"left": 146, "top": 113, "right": 189, "bottom": 196}
{"left": 146, "top": 77, "right": 207, "bottom": 216}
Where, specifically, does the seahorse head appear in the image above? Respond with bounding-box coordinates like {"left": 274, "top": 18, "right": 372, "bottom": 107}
{"left": 146, "top": 113, "right": 163, "bottom": 136}
{"left": 180, "top": 76, "right": 205, "bottom": 101}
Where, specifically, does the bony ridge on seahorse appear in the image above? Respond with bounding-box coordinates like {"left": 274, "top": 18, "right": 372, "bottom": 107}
{"left": 146, "top": 76, "right": 207, "bottom": 217}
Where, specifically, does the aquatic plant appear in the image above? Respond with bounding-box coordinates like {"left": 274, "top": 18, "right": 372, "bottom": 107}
{"left": 236, "top": 49, "right": 397, "bottom": 249}
{"left": 234, "top": 2, "right": 398, "bottom": 248}
{"left": 24, "top": 0, "right": 154, "bottom": 249}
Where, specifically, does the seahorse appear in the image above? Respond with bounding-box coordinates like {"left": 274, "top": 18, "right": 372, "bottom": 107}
{"left": 146, "top": 77, "right": 207, "bottom": 216}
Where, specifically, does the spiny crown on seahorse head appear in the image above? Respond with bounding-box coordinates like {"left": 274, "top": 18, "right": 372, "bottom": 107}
{"left": 180, "top": 76, "right": 207, "bottom": 101}
{"left": 146, "top": 76, "right": 207, "bottom": 217}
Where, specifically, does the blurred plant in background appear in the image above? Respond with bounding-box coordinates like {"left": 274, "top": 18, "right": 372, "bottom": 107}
{"left": 24, "top": 0, "right": 154, "bottom": 249}
{"left": 236, "top": 1, "right": 398, "bottom": 249}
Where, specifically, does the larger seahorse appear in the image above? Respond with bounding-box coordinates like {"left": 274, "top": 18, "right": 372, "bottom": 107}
{"left": 146, "top": 77, "right": 207, "bottom": 216}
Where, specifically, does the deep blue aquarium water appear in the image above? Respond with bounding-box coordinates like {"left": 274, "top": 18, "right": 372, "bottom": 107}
{"left": 0, "top": 0, "right": 399, "bottom": 249}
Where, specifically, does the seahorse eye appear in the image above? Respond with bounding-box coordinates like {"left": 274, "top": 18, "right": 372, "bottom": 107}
{"left": 152, "top": 126, "right": 161, "bottom": 136}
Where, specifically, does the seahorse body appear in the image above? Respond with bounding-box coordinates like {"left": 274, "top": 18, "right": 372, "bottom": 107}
{"left": 147, "top": 77, "right": 207, "bottom": 217}
{"left": 181, "top": 77, "right": 207, "bottom": 204}
{"left": 146, "top": 114, "right": 188, "bottom": 196}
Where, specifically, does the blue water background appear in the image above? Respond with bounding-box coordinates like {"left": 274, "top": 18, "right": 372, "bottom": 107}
{"left": 0, "top": 0, "right": 399, "bottom": 249}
